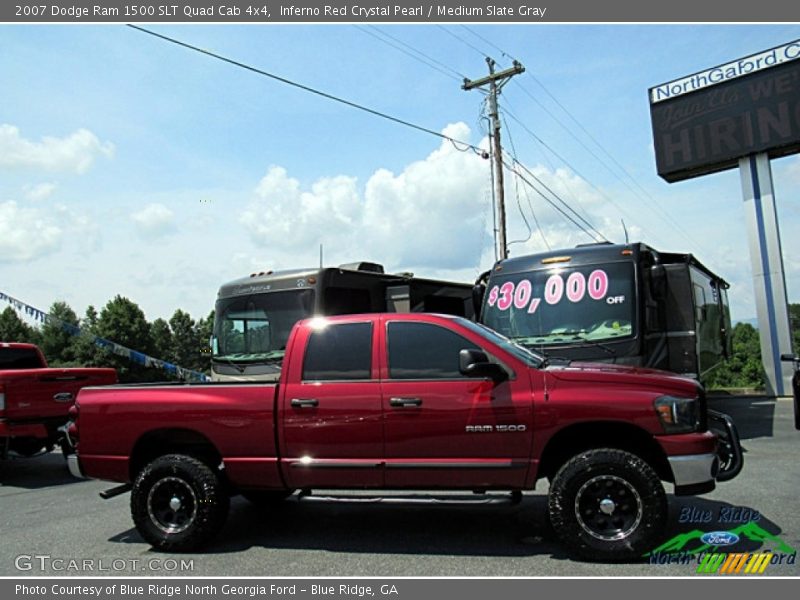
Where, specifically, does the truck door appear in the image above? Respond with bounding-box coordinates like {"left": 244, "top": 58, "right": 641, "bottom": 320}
{"left": 279, "top": 319, "right": 384, "bottom": 489}
{"left": 380, "top": 319, "right": 533, "bottom": 488}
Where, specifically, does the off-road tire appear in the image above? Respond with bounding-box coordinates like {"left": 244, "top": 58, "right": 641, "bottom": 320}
{"left": 548, "top": 448, "right": 667, "bottom": 562}
{"left": 131, "top": 454, "right": 229, "bottom": 551}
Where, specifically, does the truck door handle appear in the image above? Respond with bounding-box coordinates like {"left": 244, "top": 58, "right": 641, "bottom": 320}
{"left": 291, "top": 398, "right": 319, "bottom": 408}
{"left": 53, "top": 392, "right": 74, "bottom": 403}
{"left": 389, "top": 397, "right": 423, "bottom": 408}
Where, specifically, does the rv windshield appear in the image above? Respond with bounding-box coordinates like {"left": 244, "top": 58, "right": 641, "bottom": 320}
{"left": 212, "top": 289, "right": 315, "bottom": 363}
{"left": 482, "top": 262, "right": 636, "bottom": 347}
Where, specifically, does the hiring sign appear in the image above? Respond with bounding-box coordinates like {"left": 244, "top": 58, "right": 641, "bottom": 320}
{"left": 649, "top": 39, "right": 800, "bottom": 182}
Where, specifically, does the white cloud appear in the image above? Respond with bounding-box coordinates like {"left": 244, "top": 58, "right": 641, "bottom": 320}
{"left": 0, "top": 124, "right": 114, "bottom": 174}
{"left": 241, "top": 123, "right": 494, "bottom": 273}
{"left": 131, "top": 203, "right": 176, "bottom": 239}
{"left": 0, "top": 201, "right": 62, "bottom": 262}
{"left": 23, "top": 182, "right": 57, "bottom": 202}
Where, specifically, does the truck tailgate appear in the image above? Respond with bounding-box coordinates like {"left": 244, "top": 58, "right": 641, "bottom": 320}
{"left": 1, "top": 368, "right": 117, "bottom": 422}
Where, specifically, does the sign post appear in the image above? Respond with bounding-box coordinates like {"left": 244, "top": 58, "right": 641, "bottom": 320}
{"left": 739, "top": 153, "right": 793, "bottom": 395}
{"left": 649, "top": 39, "right": 800, "bottom": 396}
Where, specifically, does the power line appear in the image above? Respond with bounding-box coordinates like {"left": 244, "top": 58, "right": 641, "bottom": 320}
{"left": 437, "top": 25, "right": 493, "bottom": 61}
{"left": 510, "top": 155, "right": 609, "bottom": 243}
{"left": 461, "top": 26, "right": 516, "bottom": 62}
{"left": 501, "top": 155, "right": 605, "bottom": 243}
{"left": 502, "top": 109, "right": 596, "bottom": 231}
{"left": 502, "top": 114, "right": 555, "bottom": 251}
{"left": 500, "top": 101, "right": 634, "bottom": 235}
{"left": 127, "top": 25, "right": 485, "bottom": 156}
{"left": 502, "top": 113, "right": 607, "bottom": 243}
{"left": 514, "top": 80, "right": 699, "bottom": 247}
{"left": 460, "top": 26, "right": 702, "bottom": 250}
{"left": 503, "top": 114, "right": 533, "bottom": 249}
{"left": 354, "top": 25, "right": 466, "bottom": 82}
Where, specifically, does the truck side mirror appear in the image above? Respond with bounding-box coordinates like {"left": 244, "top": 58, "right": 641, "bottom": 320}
{"left": 471, "top": 284, "right": 485, "bottom": 318}
{"left": 459, "top": 348, "right": 508, "bottom": 382}
{"left": 780, "top": 353, "right": 798, "bottom": 363}
{"left": 649, "top": 265, "right": 667, "bottom": 300}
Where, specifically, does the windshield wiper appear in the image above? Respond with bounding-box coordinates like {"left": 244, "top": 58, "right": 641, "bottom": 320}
{"left": 212, "top": 350, "right": 286, "bottom": 366}
{"left": 512, "top": 332, "right": 617, "bottom": 357}
{"left": 513, "top": 331, "right": 585, "bottom": 345}
{"left": 571, "top": 336, "right": 617, "bottom": 357}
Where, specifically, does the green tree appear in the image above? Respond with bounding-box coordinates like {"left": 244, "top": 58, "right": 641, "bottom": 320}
{"left": 195, "top": 309, "right": 214, "bottom": 373}
{"left": 0, "top": 307, "right": 40, "bottom": 344}
{"left": 39, "top": 301, "right": 80, "bottom": 366}
{"left": 92, "top": 296, "right": 155, "bottom": 382}
{"left": 789, "top": 303, "right": 799, "bottom": 355}
{"left": 704, "top": 322, "right": 766, "bottom": 390}
{"left": 72, "top": 305, "right": 104, "bottom": 366}
{"left": 150, "top": 318, "right": 173, "bottom": 361}
{"left": 95, "top": 296, "right": 153, "bottom": 353}
{"left": 169, "top": 309, "right": 199, "bottom": 371}
{"left": 84, "top": 305, "right": 98, "bottom": 330}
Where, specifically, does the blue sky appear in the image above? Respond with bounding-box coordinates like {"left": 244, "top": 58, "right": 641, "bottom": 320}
{"left": 1, "top": 24, "right": 799, "bottom": 324}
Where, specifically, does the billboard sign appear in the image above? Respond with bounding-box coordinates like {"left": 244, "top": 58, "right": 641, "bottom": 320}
{"left": 649, "top": 40, "right": 800, "bottom": 182}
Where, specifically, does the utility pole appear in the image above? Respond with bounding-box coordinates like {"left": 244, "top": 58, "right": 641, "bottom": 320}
{"left": 463, "top": 58, "right": 525, "bottom": 260}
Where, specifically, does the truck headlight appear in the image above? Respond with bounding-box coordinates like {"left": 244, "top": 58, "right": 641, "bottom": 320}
{"left": 654, "top": 395, "right": 699, "bottom": 433}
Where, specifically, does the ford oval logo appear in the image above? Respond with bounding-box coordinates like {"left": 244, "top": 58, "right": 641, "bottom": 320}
{"left": 701, "top": 531, "right": 740, "bottom": 546}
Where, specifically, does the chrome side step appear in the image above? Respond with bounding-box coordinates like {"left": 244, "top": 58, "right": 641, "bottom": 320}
{"left": 295, "top": 490, "right": 523, "bottom": 505}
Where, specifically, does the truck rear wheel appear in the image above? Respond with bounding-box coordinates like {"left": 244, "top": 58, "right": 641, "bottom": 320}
{"left": 9, "top": 437, "right": 49, "bottom": 457}
{"left": 131, "top": 454, "right": 229, "bottom": 551}
{"left": 548, "top": 448, "right": 666, "bottom": 561}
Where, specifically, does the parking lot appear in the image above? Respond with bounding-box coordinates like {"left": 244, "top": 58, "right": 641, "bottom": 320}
{"left": 1, "top": 395, "right": 797, "bottom": 577}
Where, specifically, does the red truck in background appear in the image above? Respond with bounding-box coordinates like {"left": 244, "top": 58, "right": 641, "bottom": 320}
{"left": 68, "top": 313, "right": 742, "bottom": 561}
{"left": 0, "top": 342, "right": 117, "bottom": 458}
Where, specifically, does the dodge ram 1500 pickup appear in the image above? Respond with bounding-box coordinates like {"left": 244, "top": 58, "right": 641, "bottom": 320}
{"left": 1, "top": 341, "right": 116, "bottom": 458}
{"left": 68, "top": 313, "right": 741, "bottom": 560}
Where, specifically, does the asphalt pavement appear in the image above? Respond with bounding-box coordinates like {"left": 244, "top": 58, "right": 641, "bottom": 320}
{"left": 1, "top": 395, "right": 797, "bottom": 577}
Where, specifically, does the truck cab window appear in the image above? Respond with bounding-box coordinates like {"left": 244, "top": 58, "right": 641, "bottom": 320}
{"left": 387, "top": 321, "right": 478, "bottom": 379}
{"left": 0, "top": 348, "right": 42, "bottom": 370}
{"left": 302, "top": 322, "right": 372, "bottom": 381}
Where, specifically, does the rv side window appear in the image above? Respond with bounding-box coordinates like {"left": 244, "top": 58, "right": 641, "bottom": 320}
{"left": 693, "top": 284, "right": 707, "bottom": 321}
{"left": 324, "top": 287, "right": 372, "bottom": 315}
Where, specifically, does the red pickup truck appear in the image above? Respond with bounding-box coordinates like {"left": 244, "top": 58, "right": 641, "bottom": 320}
{"left": 69, "top": 313, "right": 740, "bottom": 560}
{"left": 1, "top": 342, "right": 117, "bottom": 458}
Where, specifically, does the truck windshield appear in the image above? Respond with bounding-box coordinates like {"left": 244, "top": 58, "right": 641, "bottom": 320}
{"left": 212, "top": 289, "right": 315, "bottom": 363}
{"left": 482, "top": 262, "right": 636, "bottom": 347}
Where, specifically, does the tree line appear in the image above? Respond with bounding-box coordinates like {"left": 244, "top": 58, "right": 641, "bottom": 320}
{"left": 701, "top": 303, "right": 799, "bottom": 390}
{"left": 0, "top": 297, "right": 797, "bottom": 389}
{"left": 0, "top": 296, "right": 213, "bottom": 382}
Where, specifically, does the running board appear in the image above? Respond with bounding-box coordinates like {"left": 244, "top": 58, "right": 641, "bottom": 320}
{"left": 99, "top": 483, "right": 132, "bottom": 499}
{"left": 296, "top": 490, "right": 523, "bottom": 505}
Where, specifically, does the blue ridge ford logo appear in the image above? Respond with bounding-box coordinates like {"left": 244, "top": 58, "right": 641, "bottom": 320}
{"left": 700, "top": 531, "right": 741, "bottom": 546}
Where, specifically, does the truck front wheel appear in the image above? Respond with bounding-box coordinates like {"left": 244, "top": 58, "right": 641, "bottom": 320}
{"left": 131, "top": 454, "right": 229, "bottom": 551}
{"left": 548, "top": 448, "right": 667, "bottom": 561}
